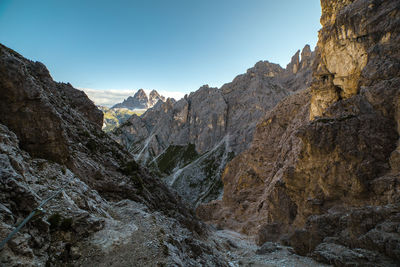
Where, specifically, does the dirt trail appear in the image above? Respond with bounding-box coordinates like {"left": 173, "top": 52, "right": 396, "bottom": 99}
{"left": 212, "top": 229, "right": 329, "bottom": 267}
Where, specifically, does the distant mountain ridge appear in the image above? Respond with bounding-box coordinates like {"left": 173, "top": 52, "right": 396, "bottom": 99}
{"left": 112, "top": 89, "right": 165, "bottom": 110}
{"left": 99, "top": 89, "right": 166, "bottom": 132}
{"left": 112, "top": 45, "right": 315, "bottom": 207}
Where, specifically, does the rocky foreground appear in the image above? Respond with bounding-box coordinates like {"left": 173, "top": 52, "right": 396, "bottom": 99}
{"left": 0, "top": 43, "right": 222, "bottom": 266}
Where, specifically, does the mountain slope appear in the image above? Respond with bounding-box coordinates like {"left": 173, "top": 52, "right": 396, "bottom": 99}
{"left": 99, "top": 106, "right": 142, "bottom": 132}
{"left": 0, "top": 43, "right": 228, "bottom": 266}
{"left": 198, "top": 0, "right": 400, "bottom": 265}
{"left": 113, "top": 47, "right": 315, "bottom": 206}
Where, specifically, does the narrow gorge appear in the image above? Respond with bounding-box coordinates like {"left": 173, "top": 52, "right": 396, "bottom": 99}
{"left": 1, "top": 0, "right": 399, "bottom": 266}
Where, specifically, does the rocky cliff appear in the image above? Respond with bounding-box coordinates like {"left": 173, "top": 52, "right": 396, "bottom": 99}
{"left": 198, "top": 0, "right": 400, "bottom": 265}
{"left": 111, "top": 89, "right": 165, "bottom": 110}
{"left": 113, "top": 47, "right": 314, "bottom": 206}
{"left": 0, "top": 44, "right": 230, "bottom": 266}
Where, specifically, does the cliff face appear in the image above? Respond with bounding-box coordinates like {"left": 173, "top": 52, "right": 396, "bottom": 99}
{"left": 113, "top": 48, "right": 314, "bottom": 206}
{"left": 0, "top": 44, "right": 228, "bottom": 266}
{"left": 0, "top": 46, "right": 103, "bottom": 164}
{"left": 311, "top": 0, "right": 400, "bottom": 119}
{"left": 198, "top": 0, "right": 400, "bottom": 265}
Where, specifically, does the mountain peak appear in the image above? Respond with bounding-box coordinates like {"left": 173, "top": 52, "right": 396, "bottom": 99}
{"left": 135, "top": 89, "right": 147, "bottom": 97}
{"left": 111, "top": 89, "right": 165, "bottom": 110}
{"left": 286, "top": 45, "right": 314, "bottom": 74}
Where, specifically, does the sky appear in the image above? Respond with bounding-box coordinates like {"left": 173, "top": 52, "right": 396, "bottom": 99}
{"left": 0, "top": 0, "right": 321, "bottom": 106}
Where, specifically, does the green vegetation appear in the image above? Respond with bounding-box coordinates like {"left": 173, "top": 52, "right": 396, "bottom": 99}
{"left": 48, "top": 213, "right": 62, "bottom": 230}
{"left": 152, "top": 144, "right": 199, "bottom": 175}
{"left": 120, "top": 160, "right": 140, "bottom": 175}
{"left": 100, "top": 107, "right": 144, "bottom": 132}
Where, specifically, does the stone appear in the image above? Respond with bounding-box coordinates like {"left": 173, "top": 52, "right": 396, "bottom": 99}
{"left": 111, "top": 89, "right": 165, "bottom": 110}
{"left": 0, "top": 43, "right": 227, "bottom": 266}
{"left": 197, "top": 0, "right": 400, "bottom": 265}
{"left": 256, "top": 242, "right": 282, "bottom": 255}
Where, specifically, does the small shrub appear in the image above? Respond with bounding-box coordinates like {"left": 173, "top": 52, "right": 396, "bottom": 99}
{"left": 48, "top": 213, "right": 62, "bottom": 230}
{"left": 86, "top": 139, "right": 97, "bottom": 152}
{"left": 60, "top": 218, "right": 73, "bottom": 231}
{"left": 120, "top": 160, "right": 140, "bottom": 175}
{"left": 79, "top": 130, "right": 90, "bottom": 138}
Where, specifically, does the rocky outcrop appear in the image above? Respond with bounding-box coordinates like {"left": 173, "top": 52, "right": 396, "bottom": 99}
{"left": 198, "top": 0, "right": 400, "bottom": 265}
{"left": 0, "top": 44, "right": 229, "bottom": 266}
{"left": 111, "top": 89, "right": 165, "bottom": 110}
{"left": 310, "top": 0, "right": 400, "bottom": 119}
{"left": 113, "top": 48, "right": 315, "bottom": 206}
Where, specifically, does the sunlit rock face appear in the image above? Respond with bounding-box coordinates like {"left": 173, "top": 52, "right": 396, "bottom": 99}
{"left": 112, "top": 48, "right": 315, "bottom": 207}
{"left": 310, "top": 0, "right": 400, "bottom": 119}
{"left": 198, "top": 0, "right": 400, "bottom": 265}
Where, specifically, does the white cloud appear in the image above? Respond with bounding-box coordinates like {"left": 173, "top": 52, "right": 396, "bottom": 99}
{"left": 80, "top": 88, "right": 186, "bottom": 107}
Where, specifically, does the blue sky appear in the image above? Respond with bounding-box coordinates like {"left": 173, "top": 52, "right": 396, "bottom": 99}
{"left": 0, "top": 0, "right": 321, "bottom": 105}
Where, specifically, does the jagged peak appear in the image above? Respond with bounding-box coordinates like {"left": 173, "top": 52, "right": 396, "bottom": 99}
{"left": 285, "top": 45, "right": 314, "bottom": 74}
{"left": 111, "top": 89, "right": 165, "bottom": 110}
{"left": 134, "top": 88, "right": 147, "bottom": 98}
{"left": 247, "top": 60, "right": 284, "bottom": 77}
{"left": 149, "top": 89, "right": 159, "bottom": 96}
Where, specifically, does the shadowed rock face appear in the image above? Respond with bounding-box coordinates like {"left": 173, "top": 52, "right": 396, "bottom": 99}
{"left": 112, "top": 47, "right": 315, "bottom": 207}
{"left": 198, "top": 0, "right": 400, "bottom": 265}
{"left": 0, "top": 45, "right": 103, "bottom": 164}
{"left": 0, "top": 44, "right": 231, "bottom": 266}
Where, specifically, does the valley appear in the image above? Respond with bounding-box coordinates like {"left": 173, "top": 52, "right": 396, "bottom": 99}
{"left": 0, "top": 0, "right": 399, "bottom": 266}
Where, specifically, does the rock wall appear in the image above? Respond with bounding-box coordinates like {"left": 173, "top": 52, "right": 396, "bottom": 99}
{"left": 198, "top": 0, "right": 400, "bottom": 265}
{"left": 0, "top": 44, "right": 228, "bottom": 266}
{"left": 310, "top": 0, "right": 400, "bottom": 119}
{"left": 0, "top": 45, "right": 102, "bottom": 164}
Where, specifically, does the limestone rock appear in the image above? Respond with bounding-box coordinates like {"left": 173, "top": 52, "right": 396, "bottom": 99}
{"left": 310, "top": 0, "right": 400, "bottom": 119}
{"left": 198, "top": 0, "right": 400, "bottom": 265}
{"left": 148, "top": 89, "right": 165, "bottom": 107}
{"left": 111, "top": 89, "right": 165, "bottom": 110}
{"left": 286, "top": 50, "right": 300, "bottom": 74}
